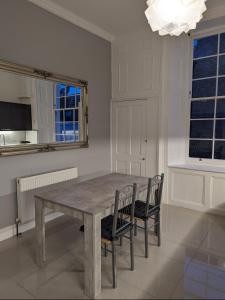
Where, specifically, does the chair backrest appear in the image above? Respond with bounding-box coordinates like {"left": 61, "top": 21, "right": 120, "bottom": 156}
{"left": 112, "top": 183, "right": 137, "bottom": 239}
{"left": 145, "top": 173, "right": 164, "bottom": 217}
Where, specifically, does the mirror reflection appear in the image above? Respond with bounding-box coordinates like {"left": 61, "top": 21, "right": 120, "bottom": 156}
{"left": 0, "top": 69, "right": 86, "bottom": 148}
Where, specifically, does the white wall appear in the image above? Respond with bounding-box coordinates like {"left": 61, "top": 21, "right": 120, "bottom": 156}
{"left": 111, "top": 28, "right": 192, "bottom": 203}
{"left": 111, "top": 28, "right": 193, "bottom": 195}
{"left": 111, "top": 6, "right": 225, "bottom": 217}
{"left": 0, "top": 0, "right": 111, "bottom": 230}
{"left": 160, "top": 23, "right": 225, "bottom": 215}
{"left": 169, "top": 166, "right": 225, "bottom": 215}
{"left": 111, "top": 20, "right": 225, "bottom": 216}
{"left": 112, "top": 29, "right": 162, "bottom": 100}
{"left": 157, "top": 34, "right": 191, "bottom": 200}
{"left": 111, "top": 28, "right": 163, "bottom": 177}
{"left": 159, "top": 34, "right": 191, "bottom": 166}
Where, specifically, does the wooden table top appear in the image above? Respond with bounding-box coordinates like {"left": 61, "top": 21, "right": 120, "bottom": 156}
{"left": 35, "top": 173, "right": 148, "bottom": 215}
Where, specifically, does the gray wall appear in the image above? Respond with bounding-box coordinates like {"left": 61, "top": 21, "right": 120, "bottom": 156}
{"left": 0, "top": 0, "right": 111, "bottom": 228}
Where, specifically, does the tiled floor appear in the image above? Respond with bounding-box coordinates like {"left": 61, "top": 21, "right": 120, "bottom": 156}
{"left": 0, "top": 204, "right": 225, "bottom": 299}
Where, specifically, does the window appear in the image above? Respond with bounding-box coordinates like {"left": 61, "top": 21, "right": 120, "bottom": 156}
{"left": 189, "top": 33, "right": 225, "bottom": 160}
{"left": 54, "top": 83, "right": 85, "bottom": 143}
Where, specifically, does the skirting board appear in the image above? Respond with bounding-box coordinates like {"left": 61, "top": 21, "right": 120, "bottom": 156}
{"left": 0, "top": 212, "right": 63, "bottom": 242}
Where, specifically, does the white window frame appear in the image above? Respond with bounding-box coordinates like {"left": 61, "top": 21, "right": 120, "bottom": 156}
{"left": 186, "top": 24, "right": 225, "bottom": 167}
{"left": 54, "top": 83, "right": 84, "bottom": 143}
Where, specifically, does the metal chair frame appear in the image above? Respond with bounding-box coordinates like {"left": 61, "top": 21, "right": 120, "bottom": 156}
{"left": 102, "top": 183, "right": 137, "bottom": 288}
{"left": 133, "top": 174, "right": 164, "bottom": 258}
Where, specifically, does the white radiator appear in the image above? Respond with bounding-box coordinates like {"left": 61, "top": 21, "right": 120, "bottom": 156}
{"left": 17, "top": 167, "right": 78, "bottom": 225}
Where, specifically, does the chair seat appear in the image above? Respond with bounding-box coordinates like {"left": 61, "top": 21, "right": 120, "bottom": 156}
{"left": 80, "top": 215, "right": 131, "bottom": 242}
{"left": 122, "top": 200, "right": 159, "bottom": 220}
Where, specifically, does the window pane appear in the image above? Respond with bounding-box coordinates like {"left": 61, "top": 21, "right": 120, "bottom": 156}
{"left": 66, "top": 96, "right": 75, "bottom": 108}
{"left": 75, "top": 122, "right": 80, "bottom": 141}
{"left": 55, "top": 98, "right": 60, "bottom": 109}
{"left": 75, "top": 122, "right": 79, "bottom": 131}
{"left": 193, "top": 35, "right": 218, "bottom": 59}
{"left": 219, "top": 55, "right": 225, "bottom": 75}
{"left": 189, "top": 33, "right": 225, "bottom": 161}
{"left": 192, "top": 78, "right": 216, "bottom": 98}
{"left": 55, "top": 122, "right": 64, "bottom": 134}
{"left": 215, "top": 120, "right": 225, "bottom": 139}
{"left": 60, "top": 98, "right": 65, "bottom": 109}
{"left": 193, "top": 57, "right": 217, "bottom": 79}
{"left": 216, "top": 99, "right": 225, "bottom": 118}
{"left": 191, "top": 100, "right": 215, "bottom": 119}
{"left": 56, "top": 135, "right": 65, "bottom": 142}
{"left": 190, "top": 120, "right": 214, "bottom": 138}
{"left": 218, "top": 77, "right": 225, "bottom": 96}
{"left": 220, "top": 33, "right": 225, "bottom": 54}
{"left": 54, "top": 83, "right": 84, "bottom": 145}
{"left": 65, "top": 135, "right": 75, "bottom": 142}
{"left": 56, "top": 84, "right": 66, "bottom": 97}
{"left": 65, "top": 122, "right": 74, "bottom": 131}
{"left": 75, "top": 109, "right": 79, "bottom": 122}
{"left": 76, "top": 95, "right": 81, "bottom": 107}
{"left": 55, "top": 97, "right": 65, "bottom": 109}
{"left": 66, "top": 86, "right": 76, "bottom": 97}
{"left": 55, "top": 110, "right": 64, "bottom": 122}
{"left": 214, "top": 141, "right": 225, "bottom": 159}
{"left": 189, "top": 140, "right": 212, "bottom": 158}
{"left": 65, "top": 110, "right": 74, "bottom": 122}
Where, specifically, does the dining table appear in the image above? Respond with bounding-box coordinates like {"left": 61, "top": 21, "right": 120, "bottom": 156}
{"left": 35, "top": 172, "right": 148, "bottom": 298}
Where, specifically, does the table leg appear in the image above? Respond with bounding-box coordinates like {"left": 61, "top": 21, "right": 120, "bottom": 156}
{"left": 84, "top": 213, "right": 101, "bottom": 298}
{"left": 35, "top": 198, "right": 46, "bottom": 267}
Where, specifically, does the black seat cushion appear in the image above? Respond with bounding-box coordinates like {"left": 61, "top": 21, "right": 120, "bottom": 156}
{"left": 80, "top": 215, "right": 131, "bottom": 241}
{"left": 121, "top": 200, "right": 159, "bottom": 220}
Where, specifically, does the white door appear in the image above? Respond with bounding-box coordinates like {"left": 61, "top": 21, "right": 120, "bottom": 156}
{"left": 112, "top": 100, "right": 147, "bottom": 176}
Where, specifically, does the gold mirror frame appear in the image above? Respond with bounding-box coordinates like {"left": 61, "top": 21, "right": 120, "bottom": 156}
{"left": 0, "top": 59, "right": 88, "bottom": 157}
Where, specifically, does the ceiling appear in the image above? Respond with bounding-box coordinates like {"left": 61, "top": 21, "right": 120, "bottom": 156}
{"left": 48, "top": 0, "right": 148, "bottom": 36}
{"left": 206, "top": 0, "right": 225, "bottom": 9}
{"left": 29, "top": 0, "right": 225, "bottom": 41}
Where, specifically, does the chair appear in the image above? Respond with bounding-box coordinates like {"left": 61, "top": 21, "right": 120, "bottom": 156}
{"left": 80, "top": 183, "right": 137, "bottom": 289}
{"left": 121, "top": 174, "right": 164, "bottom": 258}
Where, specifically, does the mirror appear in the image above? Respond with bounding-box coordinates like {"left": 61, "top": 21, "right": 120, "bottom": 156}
{"left": 0, "top": 60, "right": 88, "bottom": 156}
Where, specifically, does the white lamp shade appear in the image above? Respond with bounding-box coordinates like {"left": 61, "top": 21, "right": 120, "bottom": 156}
{"left": 145, "top": 0, "right": 207, "bottom": 36}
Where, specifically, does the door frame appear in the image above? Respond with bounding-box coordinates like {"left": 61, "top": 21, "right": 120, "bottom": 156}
{"left": 110, "top": 97, "right": 158, "bottom": 178}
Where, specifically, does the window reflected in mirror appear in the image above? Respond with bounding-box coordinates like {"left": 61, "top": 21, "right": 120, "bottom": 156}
{"left": 0, "top": 68, "right": 87, "bottom": 149}
{"left": 54, "top": 83, "right": 82, "bottom": 142}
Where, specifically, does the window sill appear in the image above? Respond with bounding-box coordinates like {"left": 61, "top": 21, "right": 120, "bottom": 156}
{"left": 168, "top": 164, "right": 225, "bottom": 174}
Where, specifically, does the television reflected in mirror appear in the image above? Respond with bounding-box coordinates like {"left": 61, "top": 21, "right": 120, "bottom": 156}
{"left": 0, "top": 60, "right": 88, "bottom": 156}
